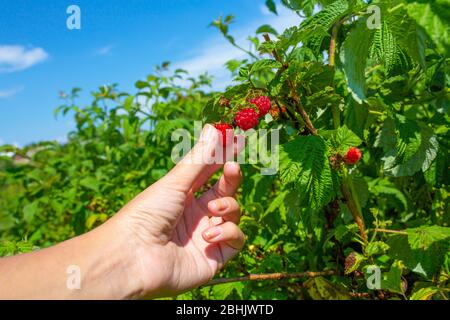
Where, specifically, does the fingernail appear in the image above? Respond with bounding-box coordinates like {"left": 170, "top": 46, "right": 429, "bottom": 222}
{"left": 209, "top": 201, "right": 219, "bottom": 211}
{"left": 210, "top": 199, "right": 228, "bottom": 212}
{"left": 204, "top": 226, "right": 221, "bottom": 240}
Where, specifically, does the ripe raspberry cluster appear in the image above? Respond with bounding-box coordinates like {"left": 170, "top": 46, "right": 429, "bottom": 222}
{"left": 233, "top": 108, "right": 259, "bottom": 130}
{"left": 250, "top": 96, "right": 271, "bottom": 118}
{"left": 344, "top": 147, "right": 362, "bottom": 165}
{"left": 213, "top": 95, "right": 273, "bottom": 146}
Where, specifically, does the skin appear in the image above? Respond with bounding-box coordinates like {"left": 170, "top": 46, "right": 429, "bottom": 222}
{"left": 0, "top": 125, "right": 245, "bottom": 299}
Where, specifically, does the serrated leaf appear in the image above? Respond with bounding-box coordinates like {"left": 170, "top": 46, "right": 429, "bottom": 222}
{"left": 279, "top": 135, "right": 334, "bottom": 209}
{"left": 341, "top": 19, "right": 373, "bottom": 103}
{"left": 212, "top": 282, "right": 244, "bottom": 299}
{"left": 383, "top": 119, "right": 439, "bottom": 177}
{"left": 366, "top": 241, "right": 390, "bottom": 257}
{"left": 406, "top": 1, "right": 450, "bottom": 56}
{"left": 388, "top": 232, "right": 449, "bottom": 278}
{"left": 250, "top": 59, "right": 281, "bottom": 74}
{"left": 332, "top": 125, "right": 362, "bottom": 152}
{"left": 300, "top": 0, "right": 351, "bottom": 53}
{"left": 407, "top": 226, "right": 450, "bottom": 250}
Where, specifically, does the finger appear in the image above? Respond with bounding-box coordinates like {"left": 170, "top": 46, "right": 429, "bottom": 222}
{"left": 202, "top": 221, "right": 245, "bottom": 250}
{"left": 199, "top": 162, "right": 242, "bottom": 205}
{"left": 191, "top": 135, "right": 245, "bottom": 192}
{"left": 164, "top": 124, "right": 221, "bottom": 192}
{"left": 208, "top": 197, "right": 240, "bottom": 224}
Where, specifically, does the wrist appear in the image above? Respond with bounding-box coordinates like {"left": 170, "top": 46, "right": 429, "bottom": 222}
{"left": 70, "top": 217, "right": 145, "bottom": 299}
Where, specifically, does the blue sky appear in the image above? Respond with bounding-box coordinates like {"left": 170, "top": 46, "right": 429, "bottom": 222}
{"left": 0, "top": 0, "right": 299, "bottom": 146}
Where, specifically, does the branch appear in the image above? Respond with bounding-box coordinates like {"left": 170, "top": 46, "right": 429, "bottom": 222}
{"left": 204, "top": 270, "right": 336, "bottom": 286}
{"left": 341, "top": 169, "right": 368, "bottom": 244}
{"left": 329, "top": 23, "right": 339, "bottom": 67}
{"left": 374, "top": 228, "right": 407, "bottom": 235}
{"left": 263, "top": 33, "right": 317, "bottom": 135}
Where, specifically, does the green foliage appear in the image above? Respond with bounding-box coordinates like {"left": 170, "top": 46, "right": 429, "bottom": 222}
{"left": 280, "top": 135, "right": 334, "bottom": 209}
{"left": 1, "top": 0, "right": 449, "bottom": 300}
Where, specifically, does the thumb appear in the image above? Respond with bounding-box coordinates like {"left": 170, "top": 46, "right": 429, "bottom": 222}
{"left": 164, "top": 124, "right": 221, "bottom": 192}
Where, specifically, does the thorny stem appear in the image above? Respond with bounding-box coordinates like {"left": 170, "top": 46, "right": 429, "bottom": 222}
{"left": 374, "top": 228, "right": 407, "bottom": 235}
{"left": 329, "top": 23, "right": 339, "bottom": 67}
{"left": 204, "top": 270, "right": 336, "bottom": 286}
{"left": 263, "top": 33, "right": 318, "bottom": 135}
{"left": 341, "top": 168, "right": 368, "bottom": 245}
{"left": 325, "top": 20, "right": 368, "bottom": 245}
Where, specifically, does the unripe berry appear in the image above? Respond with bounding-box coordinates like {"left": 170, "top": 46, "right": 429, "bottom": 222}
{"left": 233, "top": 108, "right": 259, "bottom": 130}
{"left": 269, "top": 107, "right": 280, "bottom": 119}
{"left": 344, "top": 147, "right": 362, "bottom": 165}
{"left": 218, "top": 97, "right": 230, "bottom": 107}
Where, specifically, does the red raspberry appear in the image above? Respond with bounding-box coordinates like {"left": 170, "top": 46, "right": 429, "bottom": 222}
{"left": 344, "top": 147, "right": 362, "bottom": 165}
{"left": 250, "top": 96, "right": 271, "bottom": 118}
{"left": 233, "top": 108, "right": 259, "bottom": 131}
{"left": 214, "top": 123, "right": 234, "bottom": 146}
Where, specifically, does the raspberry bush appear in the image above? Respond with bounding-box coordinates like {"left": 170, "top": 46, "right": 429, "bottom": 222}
{"left": 0, "top": 0, "right": 449, "bottom": 300}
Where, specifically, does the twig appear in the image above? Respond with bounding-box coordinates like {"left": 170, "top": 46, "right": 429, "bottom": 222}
{"left": 374, "top": 228, "right": 407, "bottom": 235}
{"left": 329, "top": 23, "right": 339, "bottom": 67}
{"left": 263, "top": 33, "right": 317, "bottom": 135}
{"left": 204, "top": 270, "right": 335, "bottom": 287}
{"left": 341, "top": 169, "right": 368, "bottom": 244}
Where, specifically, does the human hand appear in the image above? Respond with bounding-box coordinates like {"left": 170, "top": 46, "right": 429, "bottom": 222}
{"left": 111, "top": 124, "right": 245, "bottom": 298}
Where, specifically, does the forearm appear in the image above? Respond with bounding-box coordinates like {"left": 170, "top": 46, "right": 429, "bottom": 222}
{"left": 0, "top": 219, "right": 143, "bottom": 299}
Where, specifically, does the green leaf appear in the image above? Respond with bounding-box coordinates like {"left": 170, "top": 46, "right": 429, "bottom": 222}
{"left": 212, "top": 282, "right": 244, "bottom": 299}
{"left": 23, "top": 202, "right": 39, "bottom": 223}
{"left": 382, "top": 117, "right": 439, "bottom": 177}
{"left": 250, "top": 59, "right": 281, "bottom": 74}
{"left": 329, "top": 125, "right": 362, "bottom": 152}
{"left": 370, "top": 20, "right": 399, "bottom": 72}
{"left": 279, "top": 135, "right": 334, "bottom": 209}
{"left": 265, "top": 0, "right": 277, "bottom": 15}
{"left": 0, "top": 214, "right": 15, "bottom": 231}
{"left": 79, "top": 177, "right": 100, "bottom": 192}
{"left": 256, "top": 24, "right": 278, "bottom": 36}
{"left": 344, "top": 99, "right": 369, "bottom": 139}
{"left": 381, "top": 262, "right": 403, "bottom": 294}
{"left": 340, "top": 19, "right": 373, "bottom": 103}
{"left": 388, "top": 230, "right": 450, "bottom": 278}
{"left": 374, "top": 118, "right": 396, "bottom": 153}
{"left": 301, "top": 0, "right": 351, "bottom": 53}
{"left": 406, "top": 1, "right": 450, "bottom": 56}
{"left": 407, "top": 226, "right": 450, "bottom": 250}
{"left": 304, "top": 276, "right": 351, "bottom": 300}
{"left": 368, "top": 178, "right": 408, "bottom": 212}
{"left": 366, "top": 241, "right": 390, "bottom": 257}
{"left": 135, "top": 80, "right": 149, "bottom": 89}
{"left": 410, "top": 287, "right": 439, "bottom": 300}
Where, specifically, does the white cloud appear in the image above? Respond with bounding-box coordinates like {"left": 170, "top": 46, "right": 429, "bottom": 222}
{"left": 0, "top": 45, "right": 48, "bottom": 73}
{"left": 172, "top": 6, "right": 302, "bottom": 90}
{"left": 0, "top": 86, "right": 24, "bottom": 98}
{"left": 95, "top": 45, "right": 114, "bottom": 56}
